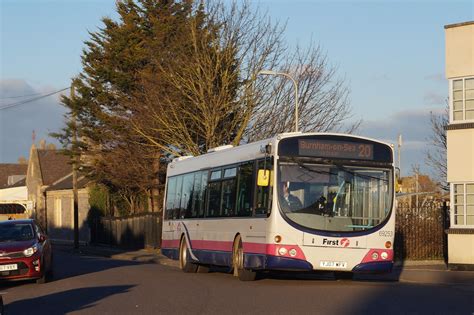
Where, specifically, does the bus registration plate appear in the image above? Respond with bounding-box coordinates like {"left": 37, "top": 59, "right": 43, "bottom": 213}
{"left": 319, "top": 261, "right": 347, "bottom": 269}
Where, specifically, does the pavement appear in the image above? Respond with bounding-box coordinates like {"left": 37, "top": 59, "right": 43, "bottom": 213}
{"left": 56, "top": 244, "right": 474, "bottom": 286}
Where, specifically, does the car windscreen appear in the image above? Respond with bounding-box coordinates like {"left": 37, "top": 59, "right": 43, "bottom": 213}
{"left": 0, "top": 223, "right": 35, "bottom": 242}
{"left": 277, "top": 161, "right": 393, "bottom": 232}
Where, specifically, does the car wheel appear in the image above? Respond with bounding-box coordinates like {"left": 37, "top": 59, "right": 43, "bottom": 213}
{"left": 36, "top": 259, "right": 47, "bottom": 284}
{"left": 47, "top": 253, "right": 54, "bottom": 279}
{"left": 179, "top": 236, "right": 198, "bottom": 273}
{"left": 36, "top": 272, "right": 46, "bottom": 284}
{"left": 232, "top": 235, "right": 256, "bottom": 281}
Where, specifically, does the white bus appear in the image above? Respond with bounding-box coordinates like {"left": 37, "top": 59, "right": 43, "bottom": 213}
{"left": 161, "top": 133, "right": 395, "bottom": 280}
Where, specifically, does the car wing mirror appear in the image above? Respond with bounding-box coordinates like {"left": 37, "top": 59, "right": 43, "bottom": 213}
{"left": 38, "top": 235, "right": 46, "bottom": 242}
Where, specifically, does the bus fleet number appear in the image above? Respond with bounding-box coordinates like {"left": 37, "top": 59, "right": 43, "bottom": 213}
{"left": 358, "top": 144, "right": 372, "bottom": 158}
{"left": 379, "top": 230, "right": 393, "bottom": 237}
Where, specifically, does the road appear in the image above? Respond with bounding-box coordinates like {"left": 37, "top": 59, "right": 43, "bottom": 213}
{"left": 1, "top": 248, "right": 473, "bottom": 315}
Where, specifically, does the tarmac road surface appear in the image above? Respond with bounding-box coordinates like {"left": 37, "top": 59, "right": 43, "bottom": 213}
{"left": 1, "top": 248, "right": 473, "bottom": 315}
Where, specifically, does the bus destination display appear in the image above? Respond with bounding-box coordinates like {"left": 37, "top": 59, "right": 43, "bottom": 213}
{"left": 298, "top": 139, "right": 374, "bottom": 160}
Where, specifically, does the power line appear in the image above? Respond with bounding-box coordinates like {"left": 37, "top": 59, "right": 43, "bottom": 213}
{"left": 0, "top": 87, "right": 70, "bottom": 110}
{"left": 0, "top": 92, "right": 44, "bottom": 100}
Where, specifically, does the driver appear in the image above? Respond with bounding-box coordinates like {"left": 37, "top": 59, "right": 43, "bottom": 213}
{"left": 280, "top": 182, "right": 303, "bottom": 212}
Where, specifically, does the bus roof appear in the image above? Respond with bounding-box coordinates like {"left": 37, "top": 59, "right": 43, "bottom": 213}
{"left": 166, "top": 132, "right": 393, "bottom": 177}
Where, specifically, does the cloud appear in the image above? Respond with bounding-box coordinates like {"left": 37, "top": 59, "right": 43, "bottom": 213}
{"left": 357, "top": 107, "right": 444, "bottom": 176}
{"left": 0, "top": 79, "right": 67, "bottom": 163}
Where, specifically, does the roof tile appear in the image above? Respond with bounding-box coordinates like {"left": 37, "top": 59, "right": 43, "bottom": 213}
{"left": 37, "top": 150, "right": 72, "bottom": 185}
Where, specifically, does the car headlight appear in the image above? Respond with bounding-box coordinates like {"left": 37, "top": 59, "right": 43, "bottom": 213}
{"left": 23, "top": 245, "right": 38, "bottom": 257}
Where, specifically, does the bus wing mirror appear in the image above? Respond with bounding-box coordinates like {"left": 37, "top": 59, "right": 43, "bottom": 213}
{"left": 395, "top": 167, "right": 402, "bottom": 193}
{"left": 257, "top": 170, "right": 270, "bottom": 187}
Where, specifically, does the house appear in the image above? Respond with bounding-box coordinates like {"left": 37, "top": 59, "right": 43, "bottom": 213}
{"left": 445, "top": 21, "right": 474, "bottom": 270}
{"left": 0, "top": 163, "right": 29, "bottom": 220}
{"left": 26, "top": 144, "right": 72, "bottom": 229}
{"left": 45, "top": 173, "right": 91, "bottom": 244}
{"left": 0, "top": 163, "right": 27, "bottom": 189}
{"left": 397, "top": 174, "right": 443, "bottom": 207}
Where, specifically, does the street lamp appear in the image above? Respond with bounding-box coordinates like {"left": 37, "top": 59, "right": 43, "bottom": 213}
{"left": 258, "top": 70, "right": 299, "bottom": 132}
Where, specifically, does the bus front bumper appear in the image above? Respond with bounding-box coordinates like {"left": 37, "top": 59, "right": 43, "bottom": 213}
{"left": 245, "top": 253, "right": 313, "bottom": 271}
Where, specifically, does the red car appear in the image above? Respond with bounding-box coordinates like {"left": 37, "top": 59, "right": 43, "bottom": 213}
{"left": 0, "top": 219, "right": 53, "bottom": 284}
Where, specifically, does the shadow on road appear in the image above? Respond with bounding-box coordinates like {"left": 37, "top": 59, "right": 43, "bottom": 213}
{"left": 0, "top": 247, "right": 142, "bottom": 290}
{"left": 205, "top": 265, "right": 402, "bottom": 282}
{"left": 6, "top": 285, "right": 135, "bottom": 315}
{"left": 52, "top": 249, "right": 141, "bottom": 282}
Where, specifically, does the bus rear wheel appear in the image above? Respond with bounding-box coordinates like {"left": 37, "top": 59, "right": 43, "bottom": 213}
{"left": 179, "top": 236, "right": 198, "bottom": 273}
{"left": 232, "top": 235, "right": 256, "bottom": 281}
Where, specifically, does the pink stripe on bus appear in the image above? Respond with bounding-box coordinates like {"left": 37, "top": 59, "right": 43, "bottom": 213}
{"left": 192, "top": 240, "right": 233, "bottom": 252}
{"left": 161, "top": 239, "right": 180, "bottom": 248}
{"left": 160, "top": 239, "right": 306, "bottom": 261}
{"left": 242, "top": 242, "right": 266, "bottom": 254}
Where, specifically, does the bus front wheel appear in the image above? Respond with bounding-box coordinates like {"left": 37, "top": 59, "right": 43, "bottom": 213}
{"left": 232, "top": 235, "right": 256, "bottom": 281}
{"left": 179, "top": 236, "right": 198, "bottom": 273}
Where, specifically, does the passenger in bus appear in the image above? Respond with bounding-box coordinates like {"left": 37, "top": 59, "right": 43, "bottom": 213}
{"left": 280, "top": 182, "right": 303, "bottom": 212}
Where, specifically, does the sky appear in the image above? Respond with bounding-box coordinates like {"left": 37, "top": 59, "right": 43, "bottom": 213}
{"left": 1, "top": 0, "right": 473, "bottom": 177}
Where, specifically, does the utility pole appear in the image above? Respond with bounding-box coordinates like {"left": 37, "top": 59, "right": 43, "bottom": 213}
{"left": 396, "top": 134, "right": 402, "bottom": 193}
{"left": 71, "top": 82, "right": 79, "bottom": 249}
{"left": 415, "top": 165, "right": 419, "bottom": 210}
{"left": 397, "top": 134, "right": 402, "bottom": 174}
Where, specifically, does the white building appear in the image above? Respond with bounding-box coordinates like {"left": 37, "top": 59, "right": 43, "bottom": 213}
{"left": 445, "top": 21, "right": 474, "bottom": 270}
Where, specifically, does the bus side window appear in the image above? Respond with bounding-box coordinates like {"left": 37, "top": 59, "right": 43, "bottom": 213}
{"left": 165, "top": 177, "right": 177, "bottom": 220}
{"left": 206, "top": 170, "right": 222, "bottom": 217}
{"left": 255, "top": 159, "right": 272, "bottom": 216}
{"left": 174, "top": 176, "right": 183, "bottom": 219}
{"left": 236, "top": 162, "right": 253, "bottom": 216}
{"left": 191, "top": 172, "right": 200, "bottom": 218}
{"left": 180, "top": 173, "right": 194, "bottom": 219}
{"left": 221, "top": 167, "right": 237, "bottom": 217}
{"left": 200, "top": 171, "right": 208, "bottom": 217}
{"left": 190, "top": 171, "right": 208, "bottom": 218}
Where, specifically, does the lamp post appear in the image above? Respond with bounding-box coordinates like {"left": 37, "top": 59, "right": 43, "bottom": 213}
{"left": 258, "top": 70, "right": 299, "bottom": 132}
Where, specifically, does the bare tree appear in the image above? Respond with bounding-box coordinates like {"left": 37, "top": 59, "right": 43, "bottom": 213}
{"left": 131, "top": 1, "right": 358, "bottom": 157}
{"left": 425, "top": 103, "right": 448, "bottom": 190}
{"left": 245, "top": 42, "right": 357, "bottom": 142}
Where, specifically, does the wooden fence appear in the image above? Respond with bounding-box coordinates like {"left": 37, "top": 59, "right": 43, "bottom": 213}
{"left": 90, "top": 212, "right": 162, "bottom": 249}
{"left": 395, "top": 201, "right": 449, "bottom": 261}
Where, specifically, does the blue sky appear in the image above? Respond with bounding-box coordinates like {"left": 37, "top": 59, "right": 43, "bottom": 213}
{"left": 1, "top": 0, "right": 473, "bottom": 177}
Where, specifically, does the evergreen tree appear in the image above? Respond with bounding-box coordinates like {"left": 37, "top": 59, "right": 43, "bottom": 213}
{"left": 56, "top": 0, "right": 207, "bottom": 214}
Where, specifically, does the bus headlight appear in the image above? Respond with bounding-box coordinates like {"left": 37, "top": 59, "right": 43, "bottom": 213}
{"left": 289, "top": 248, "right": 297, "bottom": 257}
{"left": 371, "top": 252, "right": 379, "bottom": 260}
{"left": 278, "top": 247, "right": 287, "bottom": 256}
{"left": 381, "top": 251, "right": 388, "bottom": 260}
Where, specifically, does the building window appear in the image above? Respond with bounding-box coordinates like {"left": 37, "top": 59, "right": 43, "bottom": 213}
{"left": 55, "top": 198, "right": 62, "bottom": 227}
{"left": 452, "top": 183, "right": 474, "bottom": 226}
{"left": 451, "top": 77, "right": 474, "bottom": 122}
